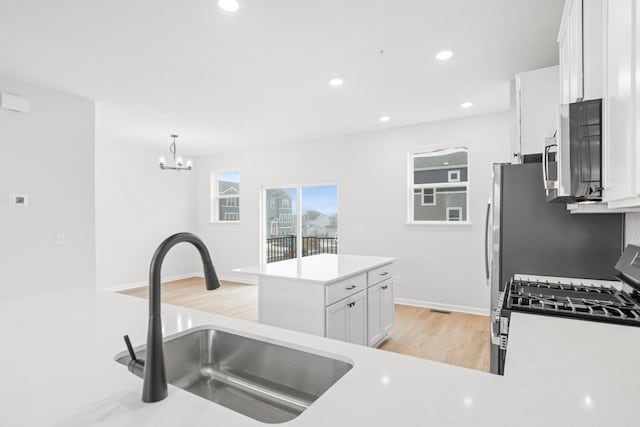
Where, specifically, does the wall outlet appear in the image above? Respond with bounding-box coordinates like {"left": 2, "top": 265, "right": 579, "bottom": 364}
{"left": 9, "top": 194, "right": 29, "bottom": 207}
{"left": 55, "top": 232, "right": 66, "bottom": 245}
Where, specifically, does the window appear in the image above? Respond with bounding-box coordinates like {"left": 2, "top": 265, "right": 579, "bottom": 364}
{"left": 212, "top": 170, "right": 240, "bottom": 222}
{"left": 270, "top": 199, "right": 276, "bottom": 209}
{"left": 419, "top": 188, "right": 435, "bottom": 206}
{"left": 264, "top": 185, "right": 338, "bottom": 263}
{"left": 224, "top": 212, "right": 239, "bottom": 221}
{"left": 409, "top": 147, "right": 469, "bottom": 223}
{"left": 446, "top": 207, "right": 462, "bottom": 221}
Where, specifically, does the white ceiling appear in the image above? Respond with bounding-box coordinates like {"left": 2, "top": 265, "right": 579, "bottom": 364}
{"left": 0, "top": 0, "right": 564, "bottom": 156}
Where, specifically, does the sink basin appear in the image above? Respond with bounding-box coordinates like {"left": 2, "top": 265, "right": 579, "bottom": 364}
{"left": 115, "top": 326, "right": 353, "bottom": 423}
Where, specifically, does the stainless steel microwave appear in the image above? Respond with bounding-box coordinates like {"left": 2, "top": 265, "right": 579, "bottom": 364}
{"left": 544, "top": 99, "right": 602, "bottom": 203}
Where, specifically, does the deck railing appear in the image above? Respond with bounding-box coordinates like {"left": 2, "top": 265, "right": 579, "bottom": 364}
{"left": 266, "top": 236, "right": 337, "bottom": 263}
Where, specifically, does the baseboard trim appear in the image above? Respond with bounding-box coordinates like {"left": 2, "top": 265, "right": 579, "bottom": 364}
{"left": 394, "top": 298, "right": 489, "bottom": 316}
{"left": 103, "top": 272, "right": 202, "bottom": 292}
{"left": 218, "top": 274, "right": 258, "bottom": 285}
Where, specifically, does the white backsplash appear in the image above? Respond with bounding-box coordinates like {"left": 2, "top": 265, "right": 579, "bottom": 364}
{"left": 626, "top": 213, "right": 640, "bottom": 246}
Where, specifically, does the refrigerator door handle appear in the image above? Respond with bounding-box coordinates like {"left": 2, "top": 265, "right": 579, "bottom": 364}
{"left": 484, "top": 200, "right": 491, "bottom": 282}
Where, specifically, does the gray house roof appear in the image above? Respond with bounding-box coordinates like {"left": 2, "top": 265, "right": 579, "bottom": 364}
{"left": 414, "top": 149, "right": 467, "bottom": 169}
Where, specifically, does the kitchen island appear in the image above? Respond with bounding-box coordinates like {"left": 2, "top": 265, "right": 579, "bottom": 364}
{"left": 233, "top": 254, "right": 395, "bottom": 347}
{"left": 1, "top": 288, "right": 639, "bottom": 426}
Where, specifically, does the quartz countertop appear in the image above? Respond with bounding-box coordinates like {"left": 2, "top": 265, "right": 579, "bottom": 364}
{"left": 232, "top": 253, "right": 395, "bottom": 284}
{"left": 1, "top": 288, "right": 639, "bottom": 426}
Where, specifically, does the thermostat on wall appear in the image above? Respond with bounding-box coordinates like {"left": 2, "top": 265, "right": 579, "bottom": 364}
{"left": 9, "top": 194, "right": 29, "bottom": 207}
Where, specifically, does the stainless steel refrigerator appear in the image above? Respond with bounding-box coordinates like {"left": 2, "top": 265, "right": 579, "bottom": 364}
{"left": 487, "top": 162, "right": 624, "bottom": 375}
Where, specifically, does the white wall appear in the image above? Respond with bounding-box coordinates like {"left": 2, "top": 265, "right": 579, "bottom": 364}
{"left": 95, "top": 128, "right": 198, "bottom": 289}
{"left": 0, "top": 76, "right": 95, "bottom": 298}
{"left": 195, "top": 112, "right": 512, "bottom": 313}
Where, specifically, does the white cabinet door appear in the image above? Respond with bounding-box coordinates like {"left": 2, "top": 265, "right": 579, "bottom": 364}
{"left": 559, "top": 22, "right": 572, "bottom": 104}
{"left": 515, "top": 67, "right": 559, "bottom": 156}
{"left": 380, "top": 281, "right": 394, "bottom": 334}
{"left": 604, "top": 0, "right": 640, "bottom": 206}
{"left": 326, "top": 299, "right": 348, "bottom": 342}
{"left": 326, "top": 290, "right": 366, "bottom": 346}
{"left": 367, "top": 283, "right": 383, "bottom": 347}
{"left": 568, "top": 0, "right": 584, "bottom": 102}
{"left": 347, "top": 291, "right": 366, "bottom": 346}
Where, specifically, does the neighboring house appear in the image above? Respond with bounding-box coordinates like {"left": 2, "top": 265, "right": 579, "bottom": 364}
{"left": 302, "top": 210, "right": 337, "bottom": 238}
{"left": 218, "top": 180, "right": 239, "bottom": 221}
{"left": 266, "top": 189, "right": 294, "bottom": 237}
{"left": 413, "top": 151, "right": 468, "bottom": 222}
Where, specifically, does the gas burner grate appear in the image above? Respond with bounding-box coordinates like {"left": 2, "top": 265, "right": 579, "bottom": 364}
{"left": 506, "top": 279, "right": 640, "bottom": 325}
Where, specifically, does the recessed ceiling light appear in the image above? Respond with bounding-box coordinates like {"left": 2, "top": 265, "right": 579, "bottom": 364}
{"left": 218, "top": 0, "right": 240, "bottom": 12}
{"left": 461, "top": 101, "right": 474, "bottom": 109}
{"left": 443, "top": 162, "right": 450, "bottom": 165}
{"left": 435, "top": 50, "right": 453, "bottom": 61}
{"left": 329, "top": 77, "right": 345, "bottom": 87}
{"left": 379, "top": 116, "right": 391, "bottom": 123}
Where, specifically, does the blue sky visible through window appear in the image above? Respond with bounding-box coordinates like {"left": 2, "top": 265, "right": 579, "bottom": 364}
{"left": 302, "top": 185, "right": 337, "bottom": 215}
{"left": 218, "top": 170, "right": 239, "bottom": 182}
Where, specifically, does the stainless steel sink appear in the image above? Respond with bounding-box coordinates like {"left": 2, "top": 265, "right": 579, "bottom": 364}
{"left": 115, "top": 326, "right": 353, "bottom": 423}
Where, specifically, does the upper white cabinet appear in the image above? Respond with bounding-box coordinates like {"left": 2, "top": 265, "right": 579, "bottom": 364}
{"left": 602, "top": 0, "right": 640, "bottom": 208}
{"left": 558, "top": 0, "right": 603, "bottom": 104}
{"left": 515, "top": 66, "right": 559, "bottom": 157}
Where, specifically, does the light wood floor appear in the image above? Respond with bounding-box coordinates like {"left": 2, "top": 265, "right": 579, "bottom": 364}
{"left": 119, "top": 277, "right": 490, "bottom": 372}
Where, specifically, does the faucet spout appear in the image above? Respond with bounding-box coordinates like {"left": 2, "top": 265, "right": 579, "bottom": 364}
{"left": 142, "top": 232, "right": 220, "bottom": 402}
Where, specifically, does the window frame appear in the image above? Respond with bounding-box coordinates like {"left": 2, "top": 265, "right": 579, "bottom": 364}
{"left": 407, "top": 145, "right": 471, "bottom": 225}
{"left": 420, "top": 188, "right": 436, "bottom": 206}
{"left": 261, "top": 183, "right": 339, "bottom": 263}
{"left": 448, "top": 170, "right": 461, "bottom": 182}
{"left": 446, "top": 207, "right": 463, "bottom": 222}
{"left": 211, "top": 169, "right": 241, "bottom": 223}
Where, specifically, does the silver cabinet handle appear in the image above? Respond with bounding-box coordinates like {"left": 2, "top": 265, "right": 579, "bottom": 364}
{"left": 380, "top": 272, "right": 389, "bottom": 276}
{"left": 346, "top": 285, "right": 356, "bottom": 290}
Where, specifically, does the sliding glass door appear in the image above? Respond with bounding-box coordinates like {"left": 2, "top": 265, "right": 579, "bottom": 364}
{"left": 263, "top": 184, "right": 337, "bottom": 263}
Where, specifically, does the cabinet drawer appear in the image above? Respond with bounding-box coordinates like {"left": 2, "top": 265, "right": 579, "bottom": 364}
{"left": 326, "top": 273, "right": 366, "bottom": 306}
{"left": 367, "top": 264, "right": 393, "bottom": 286}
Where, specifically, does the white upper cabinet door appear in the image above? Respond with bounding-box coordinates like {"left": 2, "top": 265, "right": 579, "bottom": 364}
{"left": 558, "top": 0, "right": 604, "bottom": 104}
{"left": 559, "top": 24, "right": 572, "bottom": 104}
{"left": 569, "top": 0, "right": 584, "bottom": 102}
{"left": 604, "top": 0, "right": 638, "bottom": 205}
{"left": 516, "top": 66, "right": 560, "bottom": 156}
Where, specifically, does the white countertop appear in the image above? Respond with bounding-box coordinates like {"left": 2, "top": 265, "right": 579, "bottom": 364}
{"left": 1, "top": 288, "right": 639, "bottom": 426}
{"left": 233, "top": 254, "right": 396, "bottom": 284}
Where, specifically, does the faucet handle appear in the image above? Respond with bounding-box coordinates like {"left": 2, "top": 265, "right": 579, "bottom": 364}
{"left": 123, "top": 335, "right": 137, "bottom": 361}
{"left": 123, "top": 335, "right": 145, "bottom": 378}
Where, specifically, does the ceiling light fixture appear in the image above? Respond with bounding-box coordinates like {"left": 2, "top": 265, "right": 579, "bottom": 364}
{"left": 329, "top": 77, "right": 345, "bottom": 87}
{"left": 435, "top": 50, "right": 453, "bottom": 61}
{"left": 461, "top": 101, "right": 474, "bottom": 109}
{"left": 379, "top": 116, "right": 391, "bottom": 123}
{"left": 218, "top": 0, "right": 240, "bottom": 12}
{"left": 159, "top": 134, "right": 192, "bottom": 171}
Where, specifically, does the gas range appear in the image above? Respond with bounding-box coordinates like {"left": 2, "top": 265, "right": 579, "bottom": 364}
{"left": 491, "top": 244, "right": 640, "bottom": 376}
{"left": 503, "top": 277, "right": 640, "bottom": 327}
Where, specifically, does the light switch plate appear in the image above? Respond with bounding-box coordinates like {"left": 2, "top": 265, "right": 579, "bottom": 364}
{"left": 9, "top": 194, "right": 29, "bottom": 207}
{"left": 1, "top": 92, "right": 30, "bottom": 113}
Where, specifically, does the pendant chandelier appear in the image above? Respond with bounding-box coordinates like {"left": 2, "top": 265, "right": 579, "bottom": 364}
{"left": 159, "top": 134, "right": 192, "bottom": 171}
